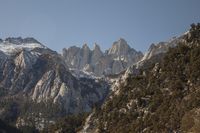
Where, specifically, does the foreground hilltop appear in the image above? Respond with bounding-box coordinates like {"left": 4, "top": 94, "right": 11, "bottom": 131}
{"left": 79, "top": 23, "right": 200, "bottom": 133}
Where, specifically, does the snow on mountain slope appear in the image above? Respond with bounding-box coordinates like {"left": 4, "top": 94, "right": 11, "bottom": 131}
{"left": 0, "top": 37, "right": 47, "bottom": 55}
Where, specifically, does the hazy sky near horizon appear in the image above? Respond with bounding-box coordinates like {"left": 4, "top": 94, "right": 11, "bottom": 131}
{"left": 0, "top": 0, "right": 200, "bottom": 53}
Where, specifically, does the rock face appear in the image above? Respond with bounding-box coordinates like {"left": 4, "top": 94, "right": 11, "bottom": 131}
{"left": 91, "top": 43, "right": 103, "bottom": 65}
{"left": 0, "top": 37, "right": 109, "bottom": 129}
{"left": 63, "top": 38, "right": 143, "bottom": 76}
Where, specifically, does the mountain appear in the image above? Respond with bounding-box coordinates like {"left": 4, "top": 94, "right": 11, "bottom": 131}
{"left": 1, "top": 24, "right": 199, "bottom": 132}
{"left": 62, "top": 38, "right": 143, "bottom": 76}
{"left": 79, "top": 23, "right": 200, "bottom": 133}
{"left": 0, "top": 37, "right": 109, "bottom": 130}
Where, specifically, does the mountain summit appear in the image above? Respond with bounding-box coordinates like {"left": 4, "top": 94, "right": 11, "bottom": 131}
{"left": 63, "top": 38, "right": 143, "bottom": 76}
{"left": 4, "top": 37, "right": 41, "bottom": 45}
{"left": 108, "top": 38, "right": 130, "bottom": 55}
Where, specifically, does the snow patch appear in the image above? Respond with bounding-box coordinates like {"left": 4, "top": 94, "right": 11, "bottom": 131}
{"left": 0, "top": 42, "right": 46, "bottom": 55}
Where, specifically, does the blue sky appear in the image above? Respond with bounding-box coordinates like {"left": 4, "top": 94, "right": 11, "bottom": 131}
{"left": 0, "top": 0, "right": 200, "bottom": 53}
